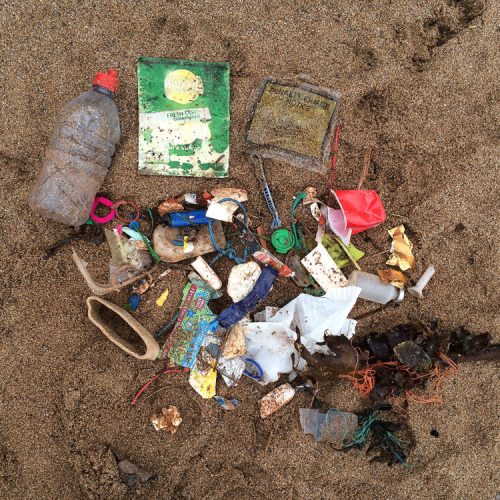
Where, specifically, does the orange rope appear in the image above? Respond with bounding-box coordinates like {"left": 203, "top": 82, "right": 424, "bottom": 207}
{"left": 406, "top": 354, "right": 459, "bottom": 404}
{"left": 340, "top": 361, "right": 403, "bottom": 398}
{"left": 342, "top": 353, "right": 459, "bottom": 403}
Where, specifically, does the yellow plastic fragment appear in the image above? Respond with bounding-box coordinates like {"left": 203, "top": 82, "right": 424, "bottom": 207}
{"left": 189, "top": 357, "right": 217, "bottom": 399}
{"left": 155, "top": 288, "right": 170, "bottom": 307}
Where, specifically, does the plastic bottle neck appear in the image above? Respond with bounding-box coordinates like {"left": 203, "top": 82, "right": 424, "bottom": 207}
{"left": 92, "top": 85, "right": 114, "bottom": 99}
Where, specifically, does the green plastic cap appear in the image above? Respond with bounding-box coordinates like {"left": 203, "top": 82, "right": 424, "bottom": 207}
{"left": 271, "top": 228, "right": 295, "bottom": 254}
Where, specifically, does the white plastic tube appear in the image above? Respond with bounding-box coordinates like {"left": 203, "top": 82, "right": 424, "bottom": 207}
{"left": 191, "top": 256, "right": 222, "bottom": 290}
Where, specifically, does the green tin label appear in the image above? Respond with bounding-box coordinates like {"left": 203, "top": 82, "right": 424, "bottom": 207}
{"left": 137, "top": 57, "right": 230, "bottom": 177}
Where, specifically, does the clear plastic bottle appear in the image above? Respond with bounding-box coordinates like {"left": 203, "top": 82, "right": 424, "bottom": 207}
{"left": 347, "top": 270, "right": 404, "bottom": 304}
{"left": 29, "top": 69, "right": 120, "bottom": 226}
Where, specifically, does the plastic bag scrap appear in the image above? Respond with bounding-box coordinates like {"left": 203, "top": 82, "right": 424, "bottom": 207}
{"left": 106, "top": 228, "right": 152, "bottom": 271}
{"left": 386, "top": 225, "right": 415, "bottom": 271}
{"left": 300, "top": 404, "right": 413, "bottom": 465}
{"left": 245, "top": 287, "right": 361, "bottom": 384}
{"left": 217, "top": 266, "right": 278, "bottom": 329}
{"left": 322, "top": 234, "right": 364, "bottom": 269}
{"left": 189, "top": 349, "right": 218, "bottom": 399}
{"left": 223, "top": 321, "right": 248, "bottom": 359}
{"left": 253, "top": 307, "right": 279, "bottom": 322}
{"left": 162, "top": 284, "right": 217, "bottom": 369}
{"left": 299, "top": 408, "right": 358, "bottom": 447}
{"left": 259, "top": 383, "right": 295, "bottom": 418}
{"left": 190, "top": 327, "right": 245, "bottom": 396}
{"left": 218, "top": 355, "right": 246, "bottom": 387}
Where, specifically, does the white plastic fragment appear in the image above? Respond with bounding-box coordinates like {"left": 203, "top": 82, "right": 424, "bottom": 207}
{"left": 191, "top": 256, "right": 222, "bottom": 290}
{"left": 301, "top": 244, "right": 347, "bottom": 292}
{"left": 206, "top": 188, "right": 248, "bottom": 222}
{"left": 227, "top": 261, "right": 262, "bottom": 302}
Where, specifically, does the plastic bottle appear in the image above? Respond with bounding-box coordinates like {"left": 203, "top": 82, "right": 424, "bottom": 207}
{"left": 347, "top": 270, "right": 404, "bottom": 304}
{"left": 29, "top": 69, "right": 120, "bottom": 226}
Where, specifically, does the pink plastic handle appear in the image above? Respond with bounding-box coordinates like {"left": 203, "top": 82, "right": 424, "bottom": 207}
{"left": 90, "top": 196, "right": 116, "bottom": 224}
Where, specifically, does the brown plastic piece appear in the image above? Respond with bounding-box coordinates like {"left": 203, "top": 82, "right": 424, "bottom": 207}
{"left": 72, "top": 249, "right": 149, "bottom": 296}
{"left": 87, "top": 296, "right": 160, "bottom": 360}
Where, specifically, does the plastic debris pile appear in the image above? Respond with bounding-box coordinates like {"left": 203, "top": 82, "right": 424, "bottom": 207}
{"left": 32, "top": 62, "right": 499, "bottom": 469}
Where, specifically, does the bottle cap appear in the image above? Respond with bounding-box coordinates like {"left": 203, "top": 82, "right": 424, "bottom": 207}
{"left": 93, "top": 69, "right": 119, "bottom": 93}
{"left": 271, "top": 228, "right": 294, "bottom": 254}
{"left": 396, "top": 288, "right": 405, "bottom": 303}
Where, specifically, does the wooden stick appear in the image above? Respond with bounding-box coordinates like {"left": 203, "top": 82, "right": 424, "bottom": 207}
{"left": 357, "top": 145, "right": 372, "bottom": 190}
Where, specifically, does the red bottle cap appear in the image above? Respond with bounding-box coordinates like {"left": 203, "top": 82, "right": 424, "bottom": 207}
{"left": 93, "top": 69, "right": 119, "bottom": 93}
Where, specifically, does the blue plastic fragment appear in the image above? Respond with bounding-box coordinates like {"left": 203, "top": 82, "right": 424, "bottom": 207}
{"left": 217, "top": 266, "right": 278, "bottom": 329}
{"left": 129, "top": 293, "right": 142, "bottom": 312}
{"left": 213, "top": 396, "right": 240, "bottom": 411}
{"left": 129, "top": 220, "right": 140, "bottom": 230}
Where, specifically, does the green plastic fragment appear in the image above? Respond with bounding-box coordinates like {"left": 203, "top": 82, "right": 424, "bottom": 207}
{"left": 139, "top": 230, "right": 161, "bottom": 263}
{"left": 291, "top": 192, "right": 307, "bottom": 250}
{"left": 322, "top": 234, "right": 364, "bottom": 269}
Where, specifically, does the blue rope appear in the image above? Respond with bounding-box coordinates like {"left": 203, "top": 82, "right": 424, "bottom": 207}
{"left": 208, "top": 197, "right": 250, "bottom": 265}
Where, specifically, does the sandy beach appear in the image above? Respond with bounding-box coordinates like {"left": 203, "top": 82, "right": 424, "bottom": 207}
{"left": 0, "top": 1, "right": 499, "bottom": 498}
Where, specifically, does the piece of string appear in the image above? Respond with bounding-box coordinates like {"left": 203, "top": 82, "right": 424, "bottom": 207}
{"left": 405, "top": 353, "right": 459, "bottom": 404}
{"left": 131, "top": 367, "right": 189, "bottom": 405}
{"left": 340, "top": 361, "right": 404, "bottom": 398}
{"left": 208, "top": 198, "right": 250, "bottom": 264}
{"left": 342, "top": 354, "right": 459, "bottom": 404}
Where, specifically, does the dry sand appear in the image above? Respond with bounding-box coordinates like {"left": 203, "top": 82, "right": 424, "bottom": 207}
{"left": 1, "top": 1, "right": 499, "bottom": 498}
